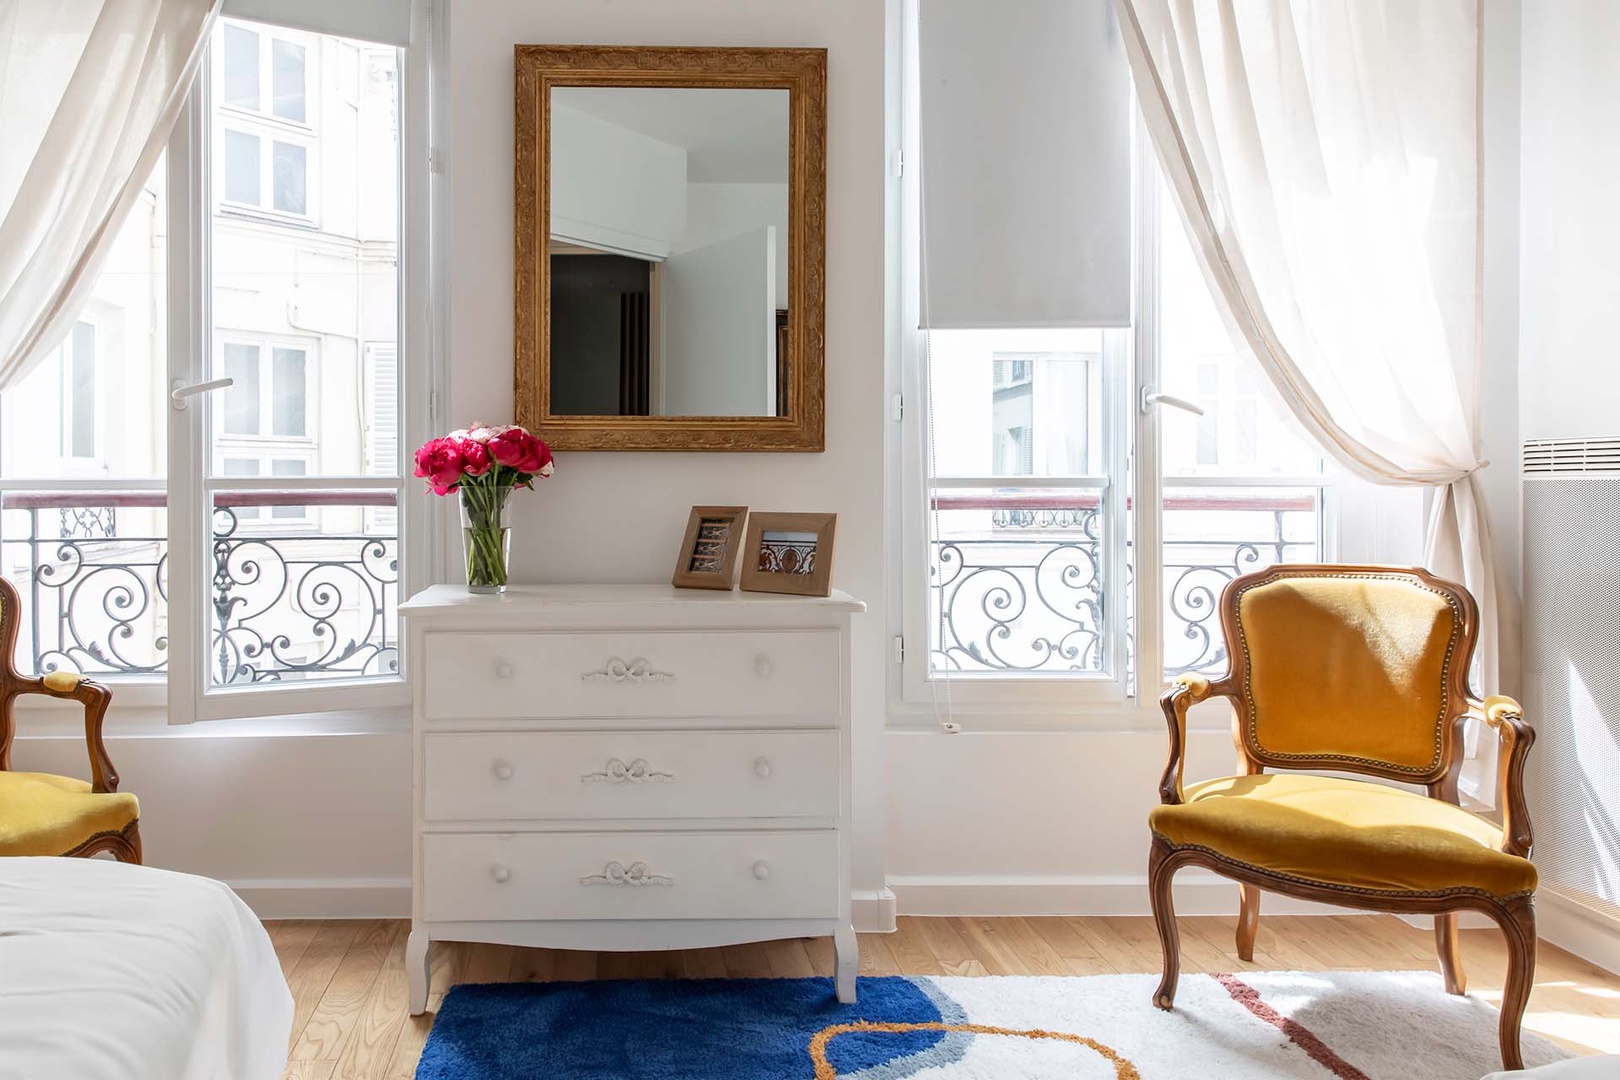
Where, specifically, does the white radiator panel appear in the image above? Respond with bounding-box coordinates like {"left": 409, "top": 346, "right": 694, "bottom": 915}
{"left": 1523, "top": 469, "right": 1620, "bottom": 921}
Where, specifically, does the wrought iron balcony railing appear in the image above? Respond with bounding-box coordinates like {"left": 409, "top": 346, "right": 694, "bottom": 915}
{"left": 929, "top": 489, "right": 1319, "bottom": 678}
{"left": 1, "top": 490, "right": 397, "bottom": 685}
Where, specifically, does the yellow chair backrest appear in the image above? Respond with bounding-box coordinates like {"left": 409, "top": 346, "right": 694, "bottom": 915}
{"left": 1224, "top": 566, "right": 1476, "bottom": 781}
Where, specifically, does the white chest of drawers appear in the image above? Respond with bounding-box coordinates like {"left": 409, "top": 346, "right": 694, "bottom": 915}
{"left": 398, "top": 583, "right": 864, "bottom": 1013}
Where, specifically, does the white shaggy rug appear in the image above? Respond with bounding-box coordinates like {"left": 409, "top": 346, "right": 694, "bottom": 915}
{"left": 837, "top": 971, "right": 1572, "bottom": 1080}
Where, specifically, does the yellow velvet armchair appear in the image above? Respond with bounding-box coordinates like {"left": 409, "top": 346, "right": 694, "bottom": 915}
{"left": 1148, "top": 564, "right": 1536, "bottom": 1070}
{"left": 0, "top": 576, "right": 139, "bottom": 862}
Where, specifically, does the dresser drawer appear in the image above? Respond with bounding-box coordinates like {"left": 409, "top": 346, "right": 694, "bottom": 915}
{"left": 423, "top": 730, "right": 838, "bottom": 822}
{"left": 420, "top": 830, "right": 839, "bottom": 922}
{"left": 421, "top": 631, "right": 840, "bottom": 721}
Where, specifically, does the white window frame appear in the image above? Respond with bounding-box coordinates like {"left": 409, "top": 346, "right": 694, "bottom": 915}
{"left": 891, "top": 0, "right": 1364, "bottom": 727}
{"left": 164, "top": 7, "right": 435, "bottom": 724}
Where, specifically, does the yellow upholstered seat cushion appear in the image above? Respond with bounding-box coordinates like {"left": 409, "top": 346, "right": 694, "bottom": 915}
{"left": 0, "top": 771, "right": 139, "bottom": 857}
{"left": 1149, "top": 773, "right": 1536, "bottom": 897}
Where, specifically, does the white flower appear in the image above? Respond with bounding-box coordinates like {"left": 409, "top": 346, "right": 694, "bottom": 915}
{"left": 539, "top": 461, "right": 555, "bottom": 477}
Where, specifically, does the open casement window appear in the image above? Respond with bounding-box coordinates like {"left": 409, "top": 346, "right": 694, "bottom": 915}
{"left": 0, "top": 3, "right": 423, "bottom": 723}
{"left": 897, "top": 0, "right": 1340, "bottom": 719}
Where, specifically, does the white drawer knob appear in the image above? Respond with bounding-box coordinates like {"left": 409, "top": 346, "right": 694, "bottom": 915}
{"left": 494, "top": 660, "right": 513, "bottom": 680}
{"left": 754, "top": 756, "right": 772, "bottom": 779}
{"left": 491, "top": 864, "right": 511, "bottom": 884}
{"left": 493, "top": 760, "right": 514, "bottom": 781}
{"left": 754, "top": 653, "right": 773, "bottom": 676}
{"left": 752, "top": 860, "right": 770, "bottom": 881}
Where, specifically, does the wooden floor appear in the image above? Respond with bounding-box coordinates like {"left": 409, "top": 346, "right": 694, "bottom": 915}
{"left": 268, "top": 914, "right": 1620, "bottom": 1079}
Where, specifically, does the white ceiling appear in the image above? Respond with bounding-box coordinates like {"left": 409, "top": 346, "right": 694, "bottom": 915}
{"left": 552, "top": 86, "right": 789, "bottom": 184}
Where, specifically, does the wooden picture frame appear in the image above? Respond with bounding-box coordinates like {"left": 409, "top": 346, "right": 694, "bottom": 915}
{"left": 514, "top": 45, "right": 828, "bottom": 451}
{"left": 671, "top": 506, "right": 749, "bottom": 590}
{"left": 739, "top": 512, "right": 836, "bottom": 597}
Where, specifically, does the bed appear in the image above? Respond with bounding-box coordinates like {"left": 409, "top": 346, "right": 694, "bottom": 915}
{"left": 0, "top": 856, "right": 292, "bottom": 1080}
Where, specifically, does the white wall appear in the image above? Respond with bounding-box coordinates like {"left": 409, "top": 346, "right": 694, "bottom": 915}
{"left": 682, "top": 183, "right": 791, "bottom": 309}
{"left": 1519, "top": 0, "right": 1620, "bottom": 442}
{"left": 550, "top": 100, "right": 687, "bottom": 259}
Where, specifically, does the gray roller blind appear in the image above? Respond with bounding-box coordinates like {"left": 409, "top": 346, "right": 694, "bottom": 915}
{"left": 919, "top": 0, "right": 1131, "bottom": 329}
{"left": 222, "top": 0, "right": 411, "bottom": 46}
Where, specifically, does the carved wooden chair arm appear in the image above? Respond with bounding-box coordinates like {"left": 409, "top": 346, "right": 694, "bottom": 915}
{"left": 1158, "top": 673, "right": 1229, "bottom": 805}
{"left": 11, "top": 671, "right": 119, "bottom": 794}
{"left": 1463, "top": 694, "right": 1534, "bottom": 858}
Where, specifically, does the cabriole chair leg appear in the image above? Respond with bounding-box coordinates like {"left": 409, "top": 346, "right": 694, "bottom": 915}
{"left": 1148, "top": 838, "right": 1181, "bottom": 1010}
{"left": 1492, "top": 896, "right": 1537, "bottom": 1072}
{"left": 1436, "top": 912, "right": 1466, "bottom": 995}
{"left": 1236, "top": 883, "right": 1260, "bottom": 962}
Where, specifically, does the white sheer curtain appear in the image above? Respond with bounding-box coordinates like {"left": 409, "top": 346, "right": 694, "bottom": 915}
{"left": 0, "top": 0, "right": 217, "bottom": 391}
{"left": 1116, "top": 0, "right": 1517, "bottom": 696}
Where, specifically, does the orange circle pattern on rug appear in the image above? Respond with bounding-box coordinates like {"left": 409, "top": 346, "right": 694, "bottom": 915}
{"left": 807, "top": 1020, "right": 1143, "bottom": 1080}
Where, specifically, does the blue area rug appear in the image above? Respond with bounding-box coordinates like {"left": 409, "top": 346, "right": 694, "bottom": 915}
{"left": 415, "top": 976, "right": 965, "bottom": 1080}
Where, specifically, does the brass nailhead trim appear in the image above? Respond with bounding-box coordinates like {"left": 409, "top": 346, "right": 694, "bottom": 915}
{"left": 1156, "top": 838, "right": 1534, "bottom": 903}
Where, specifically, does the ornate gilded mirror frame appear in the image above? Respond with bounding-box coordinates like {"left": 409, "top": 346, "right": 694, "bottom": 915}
{"left": 514, "top": 46, "right": 827, "bottom": 451}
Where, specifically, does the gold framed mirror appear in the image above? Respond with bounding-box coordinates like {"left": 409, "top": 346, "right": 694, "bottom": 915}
{"left": 514, "top": 46, "right": 827, "bottom": 451}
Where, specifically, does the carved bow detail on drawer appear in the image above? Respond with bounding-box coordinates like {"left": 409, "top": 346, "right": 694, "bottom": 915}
{"left": 579, "top": 860, "right": 673, "bottom": 887}
{"left": 580, "top": 758, "right": 674, "bottom": 784}
{"left": 580, "top": 657, "right": 675, "bottom": 683}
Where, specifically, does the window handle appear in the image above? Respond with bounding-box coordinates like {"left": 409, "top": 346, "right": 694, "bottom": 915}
{"left": 171, "top": 377, "right": 235, "bottom": 411}
{"left": 1140, "top": 387, "right": 1206, "bottom": 417}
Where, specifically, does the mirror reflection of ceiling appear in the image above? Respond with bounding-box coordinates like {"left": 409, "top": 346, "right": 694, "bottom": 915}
{"left": 551, "top": 87, "right": 788, "bottom": 183}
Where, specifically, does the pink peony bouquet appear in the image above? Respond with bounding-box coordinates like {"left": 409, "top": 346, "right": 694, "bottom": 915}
{"left": 413, "top": 422, "right": 554, "bottom": 496}
{"left": 414, "top": 422, "right": 553, "bottom": 592}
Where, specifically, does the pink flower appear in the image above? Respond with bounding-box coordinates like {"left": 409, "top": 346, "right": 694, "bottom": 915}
{"left": 489, "top": 427, "right": 552, "bottom": 476}
{"left": 459, "top": 439, "right": 492, "bottom": 477}
{"left": 413, "top": 437, "right": 466, "bottom": 494}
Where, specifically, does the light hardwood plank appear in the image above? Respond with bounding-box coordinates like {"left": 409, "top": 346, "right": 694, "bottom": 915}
{"left": 763, "top": 938, "right": 817, "bottom": 978}
{"left": 284, "top": 922, "right": 364, "bottom": 1055}
{"left": 682, "top": 946, "right": 732, "bottom": 980}
{"left": 886, "top": 918, "right": 949, "bottom": 976}
{"left": 291, "top": 920, "right": 397, "bottom": 1062}
{"left": 857, "top": 931, "right": 901, "bottom": 976}
{"left": 720, "top": 941, "right": 774, "bottom": 978}
{"left": 268, "top": 921, "right": 321, "bottom": 979}
{"left": 332, "top": 924, "right": 412, "bottom": 1080}
{"left": 908, "top": 915, "right": 976, "bottom": 965}
{"left": 507, "top": 946, "right": 556, "bottom": 983}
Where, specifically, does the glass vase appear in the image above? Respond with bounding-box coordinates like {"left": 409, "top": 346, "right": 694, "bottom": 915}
{"left": 459, "top": 483, "right": 514, "bottom": 594}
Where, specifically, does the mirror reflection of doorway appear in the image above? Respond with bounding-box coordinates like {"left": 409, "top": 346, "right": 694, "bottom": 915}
{"left": 549, "top": 251, "right": 656, "bottom": 416}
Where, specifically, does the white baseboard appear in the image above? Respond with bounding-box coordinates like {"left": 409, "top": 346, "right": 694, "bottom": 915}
{"left": 889, "top": 873, "right": 1363, "bottom": 918}
{"left": 228, "top": 877, "right": 411, "bottom": 920}
{"left": 1538, "top": 889, "right": 1620, "bottom": 976}
{"left": 854, "top": 887, "right": 898, "bottom": 933}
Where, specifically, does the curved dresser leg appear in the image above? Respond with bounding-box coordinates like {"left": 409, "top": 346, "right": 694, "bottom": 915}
{"left": 407, "top": 927, "right": 431, "bottom": 1016}
{"left": 834, "top": 924, "right": 858, "bottom": 1003}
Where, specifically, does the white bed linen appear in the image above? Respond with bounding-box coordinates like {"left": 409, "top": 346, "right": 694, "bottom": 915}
{"left": 0, "top": 856, "right": 292, "bottom": 1080}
